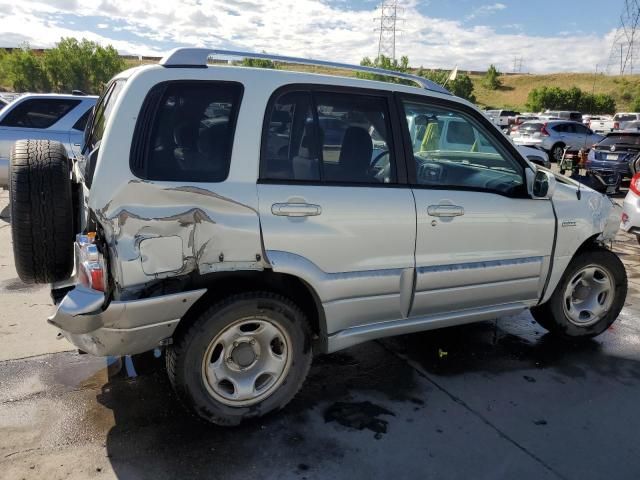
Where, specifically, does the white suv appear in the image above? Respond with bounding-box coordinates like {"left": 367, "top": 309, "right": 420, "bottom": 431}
{"left": 8, "top": 49, "right": 626, "bottom": 426}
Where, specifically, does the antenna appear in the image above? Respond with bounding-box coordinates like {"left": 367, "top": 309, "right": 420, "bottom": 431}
{"left": 375, "top": 1, "right": 403, "bottom": 61}
{"left": 607, "top": 0, "right": 640, "bottom": 74}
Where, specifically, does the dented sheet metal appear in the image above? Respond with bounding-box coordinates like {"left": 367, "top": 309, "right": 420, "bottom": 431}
{"left": 94, "top": 180, "right": 265, "bottom": 291}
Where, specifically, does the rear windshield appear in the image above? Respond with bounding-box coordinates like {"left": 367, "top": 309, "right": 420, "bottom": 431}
{"left": 614, "top": 114, "right": 637, "bottom": 121}
{"left": 599, "top": 134, "right": 640, "bottom": 146}
{"left": 519, "top": 122, "right": 543, "bottom": 132}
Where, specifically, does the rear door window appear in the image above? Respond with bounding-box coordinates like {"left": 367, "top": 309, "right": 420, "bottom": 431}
{"left": 262, "top": 89, "right": 396, "bottom": 184}
{"left": 1, "top": 99, "right": 80, "bottom": 129}
{"left": 131, "top": 81, "right": 243, "bottom": 182}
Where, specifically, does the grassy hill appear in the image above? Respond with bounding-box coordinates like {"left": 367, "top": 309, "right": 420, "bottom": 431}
{"left": 470, "top": 73, "right": 640, "bottom": 112}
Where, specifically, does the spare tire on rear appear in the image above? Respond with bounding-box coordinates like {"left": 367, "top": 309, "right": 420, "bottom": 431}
{"left": 10, "top": 139, "right": 74, "bottom": 283}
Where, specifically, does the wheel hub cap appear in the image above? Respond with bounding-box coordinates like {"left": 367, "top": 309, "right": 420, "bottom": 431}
{"left": 562, "top": 265, "right": 614, "bottom": 327}
{"left": 230, "top": 341, "right": 258, "bottom": 368}
{"left": 201, "top": 317, "right": 292, "bottom": 407}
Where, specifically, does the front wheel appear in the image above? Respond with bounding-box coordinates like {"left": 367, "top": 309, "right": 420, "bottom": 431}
{"left": 531, "top": 248, "right": 627, "bottom": 338}
{"left": 166, "top": 292, "right": 312, "bottom": 425}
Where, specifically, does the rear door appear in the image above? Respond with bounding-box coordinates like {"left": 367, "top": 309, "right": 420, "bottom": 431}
{"left": 398, "top": 94, "right": 555, "bottom": 318}
{"left": 257, "top": 86, "right": 416, "bottom": 333}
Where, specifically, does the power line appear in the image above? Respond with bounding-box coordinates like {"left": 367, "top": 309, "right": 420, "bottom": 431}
{"left": 375, "top": 1, "right": 403, "bottom": 61}
{"left": 607, "top": 0, "right": 640, "bottom": 75}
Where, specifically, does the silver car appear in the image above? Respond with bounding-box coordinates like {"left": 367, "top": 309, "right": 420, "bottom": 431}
{"left": 0, "top": 93, "right": 97, "bottom": 187}
{"left": 512, "top": 120, "right": 604, "bottom": 162}
{"left": 7, "top": 49, "right": 625, "bottom": 426}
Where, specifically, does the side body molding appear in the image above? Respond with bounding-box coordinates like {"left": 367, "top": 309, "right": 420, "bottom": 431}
{"left": 265, "top": 250, "right": 414, "bottom": 335}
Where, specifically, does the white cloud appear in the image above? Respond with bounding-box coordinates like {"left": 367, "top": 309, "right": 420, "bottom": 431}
{"left": 97, "top": 23, "right": 108, "bottom": 29}
{"left": 0, "top": 0, "right": 617, "bottom": 73}
{"left": 465, "top": 3, "right": 506, "bottom": 21}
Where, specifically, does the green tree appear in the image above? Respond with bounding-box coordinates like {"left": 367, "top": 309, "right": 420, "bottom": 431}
{"left": 3, "top": 45, "right": 49, "bottom": 92}
{"left": 632, "top": 97, "right": 640, "bottom": 112}
{"left": 483, "top": 64, "right": 502, "bottom": 90}
{"left": 525, "top": 86, "right": 615, "bottom": 114}
{"left": 43, "top": 38, "right": 125, "bottom": 93}
{"left": 357, "top": 55, "right": 411, "bottom": 83}
{"left": 241, "top": 57, "right": 277, "bottom": 69}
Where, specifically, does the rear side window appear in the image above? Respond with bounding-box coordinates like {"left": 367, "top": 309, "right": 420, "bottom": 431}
{"left": 131, "top": 81, "right": 243, "bottom": 182}
{"left": 262, "top": 89, "right": 396, "bottom": 184}
{"left": 1, "top": 99, "right": 80, "bottom": 128}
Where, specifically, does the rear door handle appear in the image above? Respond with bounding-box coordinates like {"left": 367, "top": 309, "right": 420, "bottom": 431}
{"left": 271, "top": 203, "right": 322, "bottom": 217}
{"left": 427, "top": 205, "right": 464, "bottom": 217}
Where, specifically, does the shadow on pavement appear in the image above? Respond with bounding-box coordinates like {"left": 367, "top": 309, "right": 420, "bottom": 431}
{"left": 94, "top": 312, "right": 640, "bottom": 479}
{"left": 0, "top": 203, "right": 9, "bottom": 223}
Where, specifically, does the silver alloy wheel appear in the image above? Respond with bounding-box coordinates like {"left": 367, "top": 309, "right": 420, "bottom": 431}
{"left": 201, "top": 316, "right": 292, "bottom": 407}
{"left": 562, "top": 265, "right": 614, "bottom": 327}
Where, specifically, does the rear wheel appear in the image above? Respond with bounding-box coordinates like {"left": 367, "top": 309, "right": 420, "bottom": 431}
{"left": 166, "top": 292, "right": 312, "bottom": 425}
{"left": 531, "top": 248, "right": 626, "bottom": 338}
{"left": 9, "top": 139, "right": 74, "bottom": 283}
{"left": 550, "top": 143, "right": 565, "bottom": 163}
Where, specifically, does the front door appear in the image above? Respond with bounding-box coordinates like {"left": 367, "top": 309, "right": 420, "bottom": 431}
{"left": 398, "top": 95, "right": 555, "bottom": 317}
{"left": 257, "top": 87, "right": 416, "bottom": 334}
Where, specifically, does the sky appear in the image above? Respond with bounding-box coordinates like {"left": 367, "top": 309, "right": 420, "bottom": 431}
{"left": 0, "top": 0, "right": 626, "bottom": 73}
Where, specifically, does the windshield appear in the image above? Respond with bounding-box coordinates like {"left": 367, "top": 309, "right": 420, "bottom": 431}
{"left": 519, "top": 122, "right": 543, "bottom": 132}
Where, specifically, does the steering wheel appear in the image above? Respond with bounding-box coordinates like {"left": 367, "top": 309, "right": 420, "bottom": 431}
{"left": 370, "top": 150, "right": 390, "bottom": 182}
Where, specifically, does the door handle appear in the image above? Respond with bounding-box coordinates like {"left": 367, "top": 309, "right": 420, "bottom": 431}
{"left": 271, "top": 203, "right": 322, "bottom": 217}
{"left": 427, "top": 205, "right": 464, "bottom": 217}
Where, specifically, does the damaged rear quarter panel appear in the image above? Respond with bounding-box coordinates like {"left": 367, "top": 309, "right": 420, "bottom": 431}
{"left": 96, "top": 180, "right": 266, "bottom": 291}
{"left": 84, "top": 66, "right": 273, "bottom": 295}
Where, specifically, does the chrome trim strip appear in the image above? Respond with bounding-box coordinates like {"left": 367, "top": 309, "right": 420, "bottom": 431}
{"left": 416, "top": 256, "right": 543, "bottom": 275}
{"left": 159, "top": 48, "right": 452, "bottom": 95}
{"left": 327, "top": 302, "right": 528, "bottom": 353}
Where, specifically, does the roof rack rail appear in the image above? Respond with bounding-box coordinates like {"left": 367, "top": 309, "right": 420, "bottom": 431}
{"left": 159, "top": 48, "right": 451, "bottom": 95}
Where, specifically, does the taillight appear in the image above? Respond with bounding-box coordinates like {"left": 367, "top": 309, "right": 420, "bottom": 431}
{"left": 614, "top": 122, "right": 620, "bottom": 130}
{"left": 630, "top": 173, "right": 640, "bottom": 196}
{"left": 77, "top": 233, "right": 106, "bottom": 292}
{"left": 540, "top": 123, "right": 550, "bottom": 136}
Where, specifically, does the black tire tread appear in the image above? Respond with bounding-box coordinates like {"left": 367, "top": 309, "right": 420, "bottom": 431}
{"left": 166, "top": 291, "right": 312, "bottom": 426}
{"left": 10, "top": 139, "right": 74, "bottom": 283}
{"left": 531, "top": 247, "right": 627, "bottom": 339}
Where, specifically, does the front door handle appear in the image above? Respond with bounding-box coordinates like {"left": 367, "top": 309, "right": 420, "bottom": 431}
{"left": 272, "top": 203, "right": 322, "bottom": 217}
{"left": 427, "top": 205, "right": 464, "bottom": 217}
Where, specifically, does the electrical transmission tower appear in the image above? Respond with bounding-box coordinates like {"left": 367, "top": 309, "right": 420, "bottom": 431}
{"left": 607, "top": 0, "right": 640, "bottom": 75}
{"left": 512, "top": 57, "right": 524, "bottom": 73}
{"left": 375, "top": 1, "right": 403, "bottom": 61}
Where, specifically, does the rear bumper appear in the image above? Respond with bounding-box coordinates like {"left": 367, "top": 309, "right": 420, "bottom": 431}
{"left": 0, "top": 158, "right": 7, "bottom": 188}
{"left": 585, "top": 160, "right": 631, "bottom": 177}
{"left": 48, "top": 286, "right": 206, "bottom": 356}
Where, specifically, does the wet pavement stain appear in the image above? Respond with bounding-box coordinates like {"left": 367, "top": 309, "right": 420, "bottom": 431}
{"left": 324, "top": 401, "right": 395, "bottom": 437}
{"left": 0, "top": 277, "right": 42, "bottom": 292}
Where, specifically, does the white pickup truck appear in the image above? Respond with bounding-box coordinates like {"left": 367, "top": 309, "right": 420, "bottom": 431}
{"left": 594, "top": 113, "right": 640, "bottom": 133}
{"left": 485, "top": 109, "right": 518, "bottom": 129}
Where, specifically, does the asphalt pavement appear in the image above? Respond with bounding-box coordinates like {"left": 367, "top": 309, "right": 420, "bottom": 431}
{"left": 1, "top": 188, "right": 640, "bottom": 480}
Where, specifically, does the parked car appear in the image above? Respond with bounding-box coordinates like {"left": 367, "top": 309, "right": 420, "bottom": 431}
{"left": 406, "top": 113, "right": 550, "bottom": 168}
{"left": 512, "top": 120, "right": 604, "bottom": 162}
{"left": 622, "top": 173, "right": 640, "bottom": 244}
{"left": 0, "top": 93, "right": 97, "bottom": 188}
{"left": 622, "top": 120, "right": 640, "bottom": 131}
{"left": 589, "top": 115, "right": 614, "bottom": 133}
{"left": 585, "top": 131, "right": 640, "bottom": 191}
{"left": 485, "top": 109, "right": 519, "bottom": 129}
{"left": 8, "top": 49, "right": 625, "bottom": 426}
{"left": 543, "top": 110, "right": 583, "bottom": 122}
{"left": 509, "top": 115, "right": 539, "bottom": 136}
{"left": 599, "top": 113, "right": 640, "bottom": 133}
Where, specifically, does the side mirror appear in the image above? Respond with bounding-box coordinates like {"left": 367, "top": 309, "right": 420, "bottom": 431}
{"left": 526, "top": 168, "right": 556, "bottom": 199}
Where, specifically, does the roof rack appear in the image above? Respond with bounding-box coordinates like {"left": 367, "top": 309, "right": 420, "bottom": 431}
{"left": 159, "top": 48, "right": 451, "bottom": 95}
